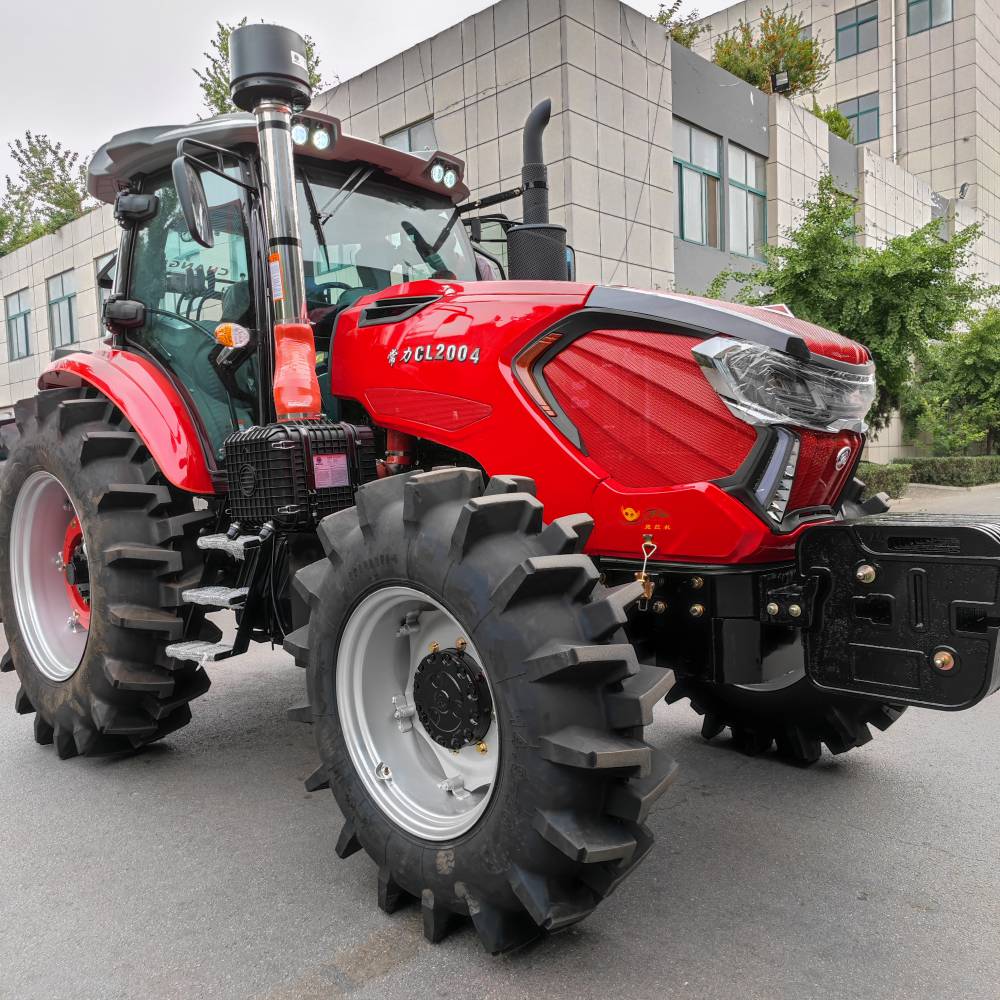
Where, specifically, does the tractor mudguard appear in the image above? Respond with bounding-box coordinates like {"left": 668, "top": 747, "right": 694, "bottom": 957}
{"left": 39, "top": 349, "right": 214, "bottom": 494}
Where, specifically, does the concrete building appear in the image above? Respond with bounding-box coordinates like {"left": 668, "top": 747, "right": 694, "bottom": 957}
{"left": 693, "top": 0, "right": 1000, "bottom": 285}
{"left": 0, "top": 0, "right": 987, "bottom": 462}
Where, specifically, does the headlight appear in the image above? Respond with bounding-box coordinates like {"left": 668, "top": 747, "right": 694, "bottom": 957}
{"left": 291, "top": 122, "right": 309, "bottom": 146}
{"left": 429, "top": 162, "right": 445, "bottom": 184}
{"left": 693, "top": 336, "right": 875, "bottom": 433}
{"left": 311, "top": 128, "right": 331, "bottom": 151}
{"left": 442, "top": 168, "right": 458, "bottom": 189}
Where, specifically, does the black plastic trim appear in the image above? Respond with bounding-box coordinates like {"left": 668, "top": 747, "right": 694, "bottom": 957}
{"left": 358, "top": 294, "right": 440, "bottom": 327}
{"left": 585, "top": 286, "right": 812, "bottom": 360}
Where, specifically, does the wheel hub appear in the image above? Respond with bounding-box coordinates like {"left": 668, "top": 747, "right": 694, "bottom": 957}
{"left": 412, "top": 647, "right": 493, "bottom": 750}
{"left": 10, "top": 471, "right": 90, "bottom": 681}
{"left": 61, "top": 515, "right": 91, "bottom": 629}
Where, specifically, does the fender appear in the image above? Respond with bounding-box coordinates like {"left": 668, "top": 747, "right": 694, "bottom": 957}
{"left": 39, "top": 348, "right": 215, "bottom": 494}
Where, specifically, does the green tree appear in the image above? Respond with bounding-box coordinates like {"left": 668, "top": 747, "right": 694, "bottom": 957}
{"left": 810, "top": 100, "right": 852, "bottom": 140}
{"left": 195, "top": 19, "right": 326, "bottom": 117}
{"left": 906, "top": 311, "right": 1000, "bottom": 454}
{"left": 655, "top": 1, "right": 710, "bottom": 49}
{"left": 713, "top": 7, "right": 830, "bottom": 96}
{"left": 0, "top": 133, "right": 90, "bottom": 258}
{"left": 707, "top": 174, "right": 992, "bottom": 428}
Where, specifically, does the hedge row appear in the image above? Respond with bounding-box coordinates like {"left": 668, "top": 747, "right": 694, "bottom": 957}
{"left": 893, "top": 455, "right": 1000, "bottom": 487}
{"left": 858, "top": 461, "right": 911, "bottom": 499}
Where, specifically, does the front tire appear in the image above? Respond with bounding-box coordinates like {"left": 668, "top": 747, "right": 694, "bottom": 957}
{"left": 289, "top": 469, "right": 676, "bottom": 952}
{"left": 0, "top": 387, "right": 216, "bottom": 758}
{"left": 667, "top": 673, "right": 905, "bottom": 764}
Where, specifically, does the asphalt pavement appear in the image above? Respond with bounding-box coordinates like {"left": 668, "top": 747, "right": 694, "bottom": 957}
{"left": 2, "top": 484, "right": 1000, "bottom": 1000}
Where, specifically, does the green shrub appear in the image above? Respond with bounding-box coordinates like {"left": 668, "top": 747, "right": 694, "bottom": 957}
{"left": 811, "top": 101, "right": 852, "bottom": 141}
{"left": 896, "top": 455, "right": 1000, "bottom": 487}
{"left": 655, "top": 1, "right": 710, "bottom": 49}
{"left": 712, "top": 7, "right": 830, "bottom": 96}
{"left": 858, "top": 461, "right": 911, "bottom": 499}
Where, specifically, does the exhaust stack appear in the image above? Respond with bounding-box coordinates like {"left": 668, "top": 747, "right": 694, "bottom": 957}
{"left": 230, "top": 23, "right": 321, "bottom": 420}
{"left": 506, "top": 100, "right": 569, "bottom": 281}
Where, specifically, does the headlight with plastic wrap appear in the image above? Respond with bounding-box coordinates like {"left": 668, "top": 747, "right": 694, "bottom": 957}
{"left": 693, "top": 336, "right": 876, "bottom": 433}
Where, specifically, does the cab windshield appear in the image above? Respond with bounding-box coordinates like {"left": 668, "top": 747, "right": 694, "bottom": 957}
{"left": 295, "top": 163, "right": 476, "bottom": 327}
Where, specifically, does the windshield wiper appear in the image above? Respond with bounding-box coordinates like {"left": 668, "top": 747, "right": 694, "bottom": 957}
{"left": 299, "top": 170, "right": 331, "bottom": 273}
{"left": 401, "top": 209, "right": 462, "bottom": 278}
{"left": 318, "top": 166, "right": 374, "bottom": 226}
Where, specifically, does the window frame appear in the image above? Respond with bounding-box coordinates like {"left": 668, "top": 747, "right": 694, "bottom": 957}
{"left": 125, "top": 162, "right": 264, "bottom": 455}
{"left": 837, "top": 92, "right": 881, "bottom": 144}
{"left": 382, "top": 117, "right": 437, "bottom": 153}
{"left": 836, "top": 2, "right": 879, "bottom": 60}
{"left": 727, "top": 145, "right": 768, "bottom": 260}
{"left": 4, "top": 288, "right": 32, "bottom": 361}
{"left": 46, "top": 270, "right": 78, "bottom": 349}
{"left": 907, "top": 0, "right": 952, "bottom": 35}
{"left": 672, "top": 118, "right": 722, "bottom": 249}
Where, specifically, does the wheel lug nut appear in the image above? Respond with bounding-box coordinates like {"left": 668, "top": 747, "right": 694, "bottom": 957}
{"left": 690, "top": 576, "right": 704, "bottom": 590}
{"left": 652, "top": 600, "right": 667, "bottom": 614}
{"left": 856, "top": 564, "right": 877, "bottom": 584}
{"left": 455, "top": 637, "right": 467, "bottom": 651}
{"left": 788, "top": 604, "right": 802, "bottom": 618}
{"left": 766, "top": 601, "right": 780, "bottom": 617}
{"left": 689, "top": 603, "right": 705, "bottom": 618}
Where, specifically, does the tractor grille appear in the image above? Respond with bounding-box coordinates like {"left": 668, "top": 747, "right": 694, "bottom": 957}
{"left": 223, "top": 420, "right": 376, "bottom": 529}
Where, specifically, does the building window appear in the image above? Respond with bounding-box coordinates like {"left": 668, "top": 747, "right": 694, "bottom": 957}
{"left": 908, "top": 0, "right": 952, "bottom": 34}
{"left": 838, "top": 92, "right": 880, "bottom": 143}
{"left": 836, "top": 2, "right": 878, "bottom": 59}
{"left": 673, "top": 119, "right": 721, "bottom": 248}
{"left": 4, "top": 289, "right": 31, "bottom": 361}
{"left": 47, "top": 270, "right": 78, "bottom": 349}
{"left": 728, "top": 145, "right": 767, "bottom": 259}
{"left": 95, "top": 252, "right": 116, "bottom": 314}
{"left": 383, "top": 118, "right": 437, "bottom": 152}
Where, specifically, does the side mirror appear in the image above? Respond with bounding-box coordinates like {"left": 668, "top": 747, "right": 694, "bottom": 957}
{"left": 171, "top": 157, "right": 214, "bottom": 249}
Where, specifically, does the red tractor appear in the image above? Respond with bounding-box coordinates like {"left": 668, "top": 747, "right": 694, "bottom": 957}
{"left": 2, "top": 25, "right": 998, "bottom": 953}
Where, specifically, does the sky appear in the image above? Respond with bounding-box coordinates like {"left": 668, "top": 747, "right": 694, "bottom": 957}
{"left": 0, "top": 0, "right": 736, "bottom": 188}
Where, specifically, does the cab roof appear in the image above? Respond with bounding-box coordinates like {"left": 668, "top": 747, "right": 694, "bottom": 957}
{"left": 86, "top": 111, "right": 469, "bottom": 206}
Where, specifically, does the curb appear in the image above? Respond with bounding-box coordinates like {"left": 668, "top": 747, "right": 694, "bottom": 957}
{"left": 906, "top": 482, "right": 1000, "bottom": 493}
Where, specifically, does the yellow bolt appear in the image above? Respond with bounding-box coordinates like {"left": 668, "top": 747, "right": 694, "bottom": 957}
{"left": 429, "top": 641, "right": 440, "bottom": 653}
{"left": 689, "top": 603, "right": 705, "bottom": 618}
{"left": 690, "top": 576, "right": 705, "bottom": 590}
{"left": 476, "top": 741, "right": 488, "bottom": 754}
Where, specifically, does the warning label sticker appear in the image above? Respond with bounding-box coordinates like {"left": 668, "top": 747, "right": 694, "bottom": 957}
{"left": 313, "top": 453, "right": 349, "bottom": 489}
{"left": 268, "top": 252, "right": 284, "bottom": 302}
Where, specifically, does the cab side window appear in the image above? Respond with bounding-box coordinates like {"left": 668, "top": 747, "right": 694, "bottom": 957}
{"left": 128, "top": 166, "right": 258, "bottom": 458}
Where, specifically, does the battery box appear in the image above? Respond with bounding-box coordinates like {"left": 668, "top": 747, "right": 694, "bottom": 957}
{"left": 223, "top": 420, "right": 376, "bottom": 529}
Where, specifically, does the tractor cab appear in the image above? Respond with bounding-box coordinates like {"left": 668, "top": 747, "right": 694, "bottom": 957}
{"left": 87, "top": 109, "right": 483, "bottom": 458}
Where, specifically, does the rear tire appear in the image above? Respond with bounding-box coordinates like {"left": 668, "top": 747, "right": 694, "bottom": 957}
{"left": 668, "top": 673, "right": 905, "bottom": 764}
{"left": 0, "top": 387, "right": 216, "bottom": 758}
{"left": 288, "top": 469, "right": 677, "bottom": 952}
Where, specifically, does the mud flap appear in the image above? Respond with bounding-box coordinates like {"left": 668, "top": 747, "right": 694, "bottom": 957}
{"left": 798, "top": 515, "right": 1000, "bottom": 710}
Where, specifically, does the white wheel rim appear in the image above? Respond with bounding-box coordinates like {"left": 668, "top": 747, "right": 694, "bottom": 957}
{"left": 337, "top": 585, "right": 500, "bottom": 841}
{"left": 10, "top": 471, "right": 89, "bottom": 682}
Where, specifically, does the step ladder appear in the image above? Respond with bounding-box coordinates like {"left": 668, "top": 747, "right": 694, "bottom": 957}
{"left": 167, "top": 528, "right": 268, "bottom": 665}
